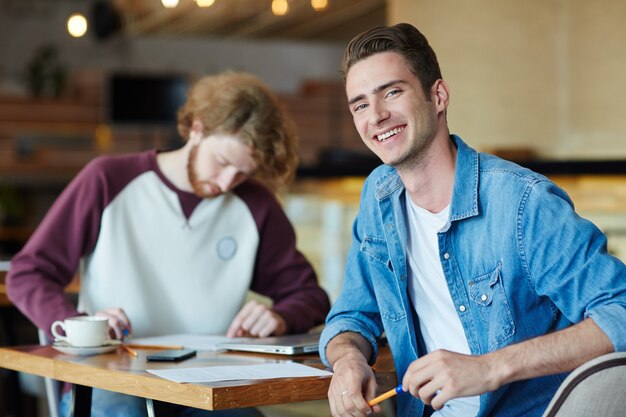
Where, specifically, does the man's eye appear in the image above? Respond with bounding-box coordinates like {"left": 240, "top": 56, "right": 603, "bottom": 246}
{"left": 353, "top": 103, "right": 368, "bottom": 112}
{"left": 386, "top": 89, "right": 401, "bottom": 98}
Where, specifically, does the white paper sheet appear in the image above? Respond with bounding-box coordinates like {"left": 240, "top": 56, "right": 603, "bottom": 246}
{"left": 147, "top": 362, "right": 333, "bottom": 383}
{"left": 129, "top": 334, "right": 233, "bottom": 351}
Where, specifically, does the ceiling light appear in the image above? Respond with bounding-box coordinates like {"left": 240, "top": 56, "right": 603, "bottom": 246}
{"left": 311, "top": 0, "right": 328, "bottom": 11}
{"left": 67, "top": 13, "right": 88, "bottom": 38}
{"left": 196, "top": 0, "right": 215, "bottom": 7}
{"left": 161, "top": 0, "right": 179, "bottom": 8}
{"left": 272, "top": 0, "right": 289, "bottom": 16}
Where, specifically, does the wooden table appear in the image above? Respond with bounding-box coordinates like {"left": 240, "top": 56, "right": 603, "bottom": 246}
{"left": 0, "top": 343, "right": 396, "bottom": 416}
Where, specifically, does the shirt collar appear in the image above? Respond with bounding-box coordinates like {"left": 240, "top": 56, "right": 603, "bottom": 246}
{"left": 449, "top": 134, "right": 480, "bottom": 221}
{"left": 374, "top": 134, "right": 480, "bottom": 221}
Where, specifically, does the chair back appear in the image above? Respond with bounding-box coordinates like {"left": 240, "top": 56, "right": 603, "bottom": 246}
{"left": 542, "top": 352, "right": 626, "bottom": 417}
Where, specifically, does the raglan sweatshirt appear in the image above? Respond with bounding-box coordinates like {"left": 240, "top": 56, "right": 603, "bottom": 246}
{"left": 7, "top": 150, "right": 330, "bottom": 338}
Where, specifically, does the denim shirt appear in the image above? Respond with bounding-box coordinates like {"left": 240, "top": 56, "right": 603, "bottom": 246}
{"left": 320, "top": 135, "right": 626, "bottom": 417}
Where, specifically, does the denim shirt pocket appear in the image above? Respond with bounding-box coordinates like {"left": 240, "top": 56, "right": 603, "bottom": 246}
{"left": 360, "top": 235, "right": 405, "bottom": 330}
{"left": 360, "top": 235, "right": 394, "bottom": 271}
{"left": 468, "top": 263, "right": 515, "bottom": 350}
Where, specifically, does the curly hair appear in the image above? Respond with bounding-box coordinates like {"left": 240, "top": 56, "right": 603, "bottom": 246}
{"left": 177, "top": 71, "right": 298, "bottom": 192}
{"left": 341, "top": 23, "right": 442, "bottom": 98}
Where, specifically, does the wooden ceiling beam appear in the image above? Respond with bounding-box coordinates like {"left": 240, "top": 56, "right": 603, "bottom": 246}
{"left": 124, "top": 0, "right": 199, "bottom": 35}
{"left": 277, "top": 0, "right": 385, "bottom": 39}
{"left": 120, "top": 0, "right": 386, "bottom": 40}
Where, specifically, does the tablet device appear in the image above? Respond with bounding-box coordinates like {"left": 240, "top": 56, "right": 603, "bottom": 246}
{"left": 218, "top": 333, "right": 320, "bottom": 355}
{"left": 146, "top": 348, "right": 197, "bottom": 362}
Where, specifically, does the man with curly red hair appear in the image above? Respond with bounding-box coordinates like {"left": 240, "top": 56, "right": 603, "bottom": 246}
{"left": 8, "top": 71, "right": 330, "bottom": 417}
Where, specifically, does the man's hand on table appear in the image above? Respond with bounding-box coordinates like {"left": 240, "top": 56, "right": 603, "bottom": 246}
{"left": 326, "top": 332, "right": 382, "bottom": 417}
{"left": 328, "top": 352, "right": 381, "bottom": 416}
{"left": 226, "top": 299, "right": 287, "bottom": 338}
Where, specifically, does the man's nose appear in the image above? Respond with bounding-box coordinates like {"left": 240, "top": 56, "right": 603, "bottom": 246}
{"left": 217, "top": 167, "right": 238, "bottom": 192}
{"left": 369, "top": 102, "right": 390, "bottom": 126}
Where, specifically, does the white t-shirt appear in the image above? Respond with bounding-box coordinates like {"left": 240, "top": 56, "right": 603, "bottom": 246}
{"left": 405, "top": 194, "right": 480, "bottom": 417}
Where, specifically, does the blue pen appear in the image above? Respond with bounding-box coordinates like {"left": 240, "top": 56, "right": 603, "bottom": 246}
{"left": 368, "top": 384, "right": 403, "bottom": 406}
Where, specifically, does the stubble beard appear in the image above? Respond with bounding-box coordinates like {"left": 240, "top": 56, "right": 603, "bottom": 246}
{"left": 187, "top": 143, "right": 221, "bottom": 199}
{"left": 388, "top": 116, "right": 438, "bottom": 173}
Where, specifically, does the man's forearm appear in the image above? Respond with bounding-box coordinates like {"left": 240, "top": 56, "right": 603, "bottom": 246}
{"left": 490, "top": 318, "right": 614, "bottom": 386}
{"left": 326, "top": 331, "right": 373, "bottom": 369}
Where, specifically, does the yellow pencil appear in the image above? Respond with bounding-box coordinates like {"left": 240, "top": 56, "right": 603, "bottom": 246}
{"left": 120, "top": 344, "right": 138, "bottom": 358}
{"left": 368, "top": 385, "right": 403, "bottom": 407}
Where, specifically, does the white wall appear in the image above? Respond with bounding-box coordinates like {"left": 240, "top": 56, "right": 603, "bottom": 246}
{"left": 0, "top": 2, "right": 345, "bottom": 94}
{"left": 389, "top": 0, "right": 626, "bottom": 159}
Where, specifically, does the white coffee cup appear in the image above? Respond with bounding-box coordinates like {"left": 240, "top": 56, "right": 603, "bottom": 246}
{"left": 51, "top": 316, "right": 109, "bottom": 347}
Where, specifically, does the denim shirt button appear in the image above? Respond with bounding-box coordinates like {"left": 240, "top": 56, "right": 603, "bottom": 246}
{"left": 386, "top": 223, "right": 393, "bottom": 230}
{"left": 443, "top": 252, "right": 450, "bottom": 260}
{"left": 481, "top": 294, "right": 488, "bottom": 301}
{"left": 459, "top": 305, "right": 466, "bottom": 312}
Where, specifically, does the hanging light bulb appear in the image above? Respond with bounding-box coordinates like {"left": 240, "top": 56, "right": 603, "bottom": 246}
{"left": 311, "top": 0, "right": 328, "bottom": 11}
{"left": 161, "top": 0, "right": 179, "bottom": 8}
{"left": 67, "top": 13, "right": 88, "bottom": 38}
{"left": 271, "top": 0, "right": 289, "bottom": 16}
{"left": 196, "top": 0, "right": 215, "bottom": 7}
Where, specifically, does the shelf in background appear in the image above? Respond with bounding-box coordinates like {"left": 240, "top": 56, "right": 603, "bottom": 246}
{"left": 298, "top": 156, "right": 626, "bottom": 179}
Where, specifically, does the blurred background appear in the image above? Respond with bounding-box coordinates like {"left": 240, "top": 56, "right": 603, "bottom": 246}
{"left": 1, "top": 1, "right": 625, "bottom": 415}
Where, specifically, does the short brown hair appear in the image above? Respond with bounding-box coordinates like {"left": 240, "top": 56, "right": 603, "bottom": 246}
{"left": 342, "top": 23, "right": 442, "bottom": 97}
{"left": 177, "top": 71, "right": 298, "bottom": 191}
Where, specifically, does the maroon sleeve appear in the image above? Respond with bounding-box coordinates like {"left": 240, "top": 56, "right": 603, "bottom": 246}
{"left": 236, "top": 181, "right": 331, "bottom": 334}
{"left": 6, "top": 152, "right": 152, "bottom": 337}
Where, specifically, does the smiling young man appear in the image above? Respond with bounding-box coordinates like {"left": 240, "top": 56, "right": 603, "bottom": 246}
{"left": 320, "top": 23, "right": 626, "bottom": 417}
{"left": 8, "top": 71, "right": 330, "bottom": 417}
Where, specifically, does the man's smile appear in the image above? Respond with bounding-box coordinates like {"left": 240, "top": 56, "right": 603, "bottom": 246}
{"left": 374, "top": 125, "right": 405, "bottom": 142}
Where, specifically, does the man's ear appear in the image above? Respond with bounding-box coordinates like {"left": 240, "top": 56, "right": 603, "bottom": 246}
{"left": 432, "top": 80, "right": 450, "bottom": 113}
{"left": 189, "top": 120, "right": 204, "bottom": 144}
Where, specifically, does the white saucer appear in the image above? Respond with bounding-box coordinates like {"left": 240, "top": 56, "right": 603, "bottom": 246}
{"left": 52, "top": 339, "right": 121, "bottom": 356}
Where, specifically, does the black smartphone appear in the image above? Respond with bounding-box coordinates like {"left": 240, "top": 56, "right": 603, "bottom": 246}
{"left": 146, "top": 349, "right": 197, "bottom": 362}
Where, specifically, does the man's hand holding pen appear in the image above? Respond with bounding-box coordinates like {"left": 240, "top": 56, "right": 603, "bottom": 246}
{"left": 95, "top": 307, "right": 132, "bottom": 340}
